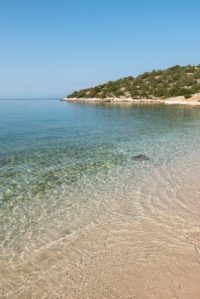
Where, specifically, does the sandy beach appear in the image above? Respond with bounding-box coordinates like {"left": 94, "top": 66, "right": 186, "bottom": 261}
{"left": 2, "top": 0, "right": 200, "bottom": 296}
{"left": 11, "top": 157, "right": 200, "bottom": 299}
{"left": 17, "top": 219, "right": 200, "bottom": 299}
{"left": 1, "top": 100, "right": 200, "bottom": 299}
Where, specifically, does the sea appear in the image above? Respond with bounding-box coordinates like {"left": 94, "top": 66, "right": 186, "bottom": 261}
{"left": 1, "top": 99, "right": 200, "bottom": 298}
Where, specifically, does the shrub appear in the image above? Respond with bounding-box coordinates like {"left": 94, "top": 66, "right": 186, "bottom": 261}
{"left": 151, "top": 70, "right": 157, "bottom": 76}
{"left": 127, "top": 76, "right": 134, "bottom": 80}
{"left": 99, "top": 93, "right": 106, "bottom": 99}
{"left": 134, "top": 78, "right": 142, "bottom": 85}
{"left": 67, "top": 91, "right": 78, "bottom": 98}
{"left": 140, "top": 92, "right": 148, "bottom": 98}
{"left": 141, "top": 72, "right": 149, "bottom": 79}
{"left": 185, "top": 65, "right": 195, "bottom": 73}
{"left": 177, "top": 88, "right": 190, "bottom": 96}
{"left": 156, "top": 77, "right": 162, "bottom": 84}
{"left": 173, "top": 73, "right": 181, "bottom": 80}
{"left": 66, "top": 64, "right": 200, "bottom": 99}
{"left": 154, "top": 87, "right": 166, "bottom": 97}
{"left": 184, "top": 94, "right": 191, "bottom": 99}
{"left": 114, "top": 90, "right": 123, "bottom": 97}
{"left": 169, "top": 65, "right": 181, "bottom": 72}
{"left": 163, "top": 94, "right": 173, "bottom": 99}
{"left": 190, "top": 84, "right": 199, "bottom": 93}
{"left": 76, "top": 91, "right": 86, "bottom": 98}
{"left": 130, "top": 86, "right": 139, "bottom": 96}
{"left": 156, "top": 69, "right": 163, "bottom": 76}
{"left": 139, "top": 84, "right": 149, "bottom": 92}
{"left": 194, "top": 71, "right": 200, "bottom": 79}
{"left": 105, "top": 85, "right": 116, "bottom": 92}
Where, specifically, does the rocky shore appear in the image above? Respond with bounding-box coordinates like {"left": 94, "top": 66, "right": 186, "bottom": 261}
{"left": 60, "top": 93, "right": 200, "bottom": 108}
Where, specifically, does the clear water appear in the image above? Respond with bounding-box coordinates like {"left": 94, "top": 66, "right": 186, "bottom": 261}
{"left": 1, "top": 100, "right": 200, "bottom": 298}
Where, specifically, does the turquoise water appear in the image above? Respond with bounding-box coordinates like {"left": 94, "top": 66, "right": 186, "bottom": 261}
{"left": 1, "top": 100, "right": 199, "bottom": 206}
{"left": 1, "top": 99, "right": 200, "bottom": 298}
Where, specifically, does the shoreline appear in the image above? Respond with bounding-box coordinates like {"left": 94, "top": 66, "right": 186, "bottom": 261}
{"left": 61, "top": 93, "right": 200, "bottom": 108}
{"left": 12, "top": 157, "right": 200, "bottom": 299}
{"left": 1, "top": 100, "right": 200, "bottom": 298}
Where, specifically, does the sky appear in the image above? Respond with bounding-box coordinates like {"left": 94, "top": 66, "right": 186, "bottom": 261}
{"left": 0, "top": 0, "right": 200, "bottom": 99}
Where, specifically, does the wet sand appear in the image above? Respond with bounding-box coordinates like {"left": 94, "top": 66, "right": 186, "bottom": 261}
{"left": 11, "top": 165, "right": 200, "bottom": 299}
{"left": 17, "top": 222, "right": 200, "bottom": 299}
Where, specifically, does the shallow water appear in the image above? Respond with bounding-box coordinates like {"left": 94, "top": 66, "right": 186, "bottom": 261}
{"left": 0, "top": 100, "right": 200, "bottom": 298}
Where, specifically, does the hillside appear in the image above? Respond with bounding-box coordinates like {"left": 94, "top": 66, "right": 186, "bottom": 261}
{"left": 67, "top": 64, "right": 200, "bottom": 100}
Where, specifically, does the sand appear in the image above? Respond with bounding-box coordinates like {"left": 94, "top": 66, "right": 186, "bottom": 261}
{"left": 13, "top": 165, "right": 200, "bottom": 299}
{"left": 15, "top": 218, "right": 200, "bottom": 299}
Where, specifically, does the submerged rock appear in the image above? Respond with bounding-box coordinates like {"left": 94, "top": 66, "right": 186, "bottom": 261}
{"left": 131, "top": 154, "right": 149, "bottom": 161}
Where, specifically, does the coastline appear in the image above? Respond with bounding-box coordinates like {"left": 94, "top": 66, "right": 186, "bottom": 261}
{"left": 61, "top": 93, "right": 200, "bottom": 108}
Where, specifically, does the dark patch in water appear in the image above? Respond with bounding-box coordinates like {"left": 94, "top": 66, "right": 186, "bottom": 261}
{"left": 131, "top": 155, "right": 149, "bottom": 161}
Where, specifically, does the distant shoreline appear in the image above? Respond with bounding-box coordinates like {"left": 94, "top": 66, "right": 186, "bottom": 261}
{"left": 60, "top": 93, "right": 200, "bottom": 108}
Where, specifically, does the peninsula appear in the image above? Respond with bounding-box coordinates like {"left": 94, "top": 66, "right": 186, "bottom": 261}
{"left": 62, "top": 64, "right": 200, "bottom": 107}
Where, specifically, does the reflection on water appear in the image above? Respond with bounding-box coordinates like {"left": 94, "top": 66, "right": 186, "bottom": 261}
{"left": 0, "top": 100, "right": 200, "bottom": 298}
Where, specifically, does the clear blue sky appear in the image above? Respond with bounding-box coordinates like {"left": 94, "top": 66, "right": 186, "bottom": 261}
{"left": 0, "top": 0, "right": 200, "bottom": 98}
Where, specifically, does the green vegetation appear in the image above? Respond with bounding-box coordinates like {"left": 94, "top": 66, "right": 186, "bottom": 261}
{"left": 67, "top": 64, "right": 200, "bottom": 100}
